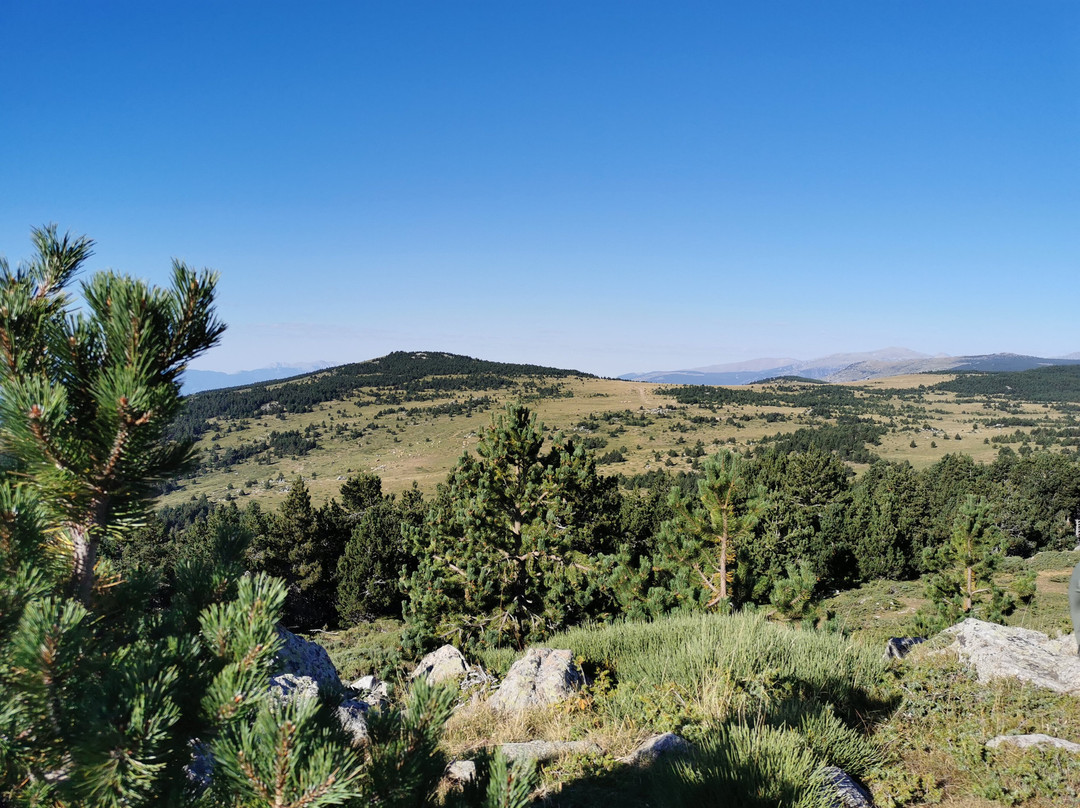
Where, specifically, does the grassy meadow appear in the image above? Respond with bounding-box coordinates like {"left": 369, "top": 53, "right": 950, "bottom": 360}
{"left": 316, "top": 551, "right": 1080, "bottom": 808}
{"left": 161, "top": 368, "right": 1068, "bottom": 509}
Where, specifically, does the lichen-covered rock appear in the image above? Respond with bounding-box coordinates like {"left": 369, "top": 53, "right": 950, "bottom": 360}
{"left": 935, "top": 619, "right": 1080, "bottom": 694}
{"left": 337, "top": 699, "right": 370, "bottom": 744}
{"left": 269, "top": 673, "right": 320, "bottom": 704}
{"left": 822, "top": 766, "right": 874, "bottom": 808}
{"left": 411, "top": 644, "right": 469, "bottom": 684}
{"left": 986, "top": 733, "right": 1080, "bottom": 753}
{"left": 488, "top": 648, "right": 583, "bottom": 712}
{"left": 499, "top": 740, "right": 601, "bottom": 763}
{"left": 618, "top": 732, "right": 691, "bottom": 766}
{"left": 275, "top": 626, "right": 343, "bottom": 695}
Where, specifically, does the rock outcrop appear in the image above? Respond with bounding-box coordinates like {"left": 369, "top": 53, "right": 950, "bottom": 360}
{"left": 275, "top": 626, "right": 343, "bottom": 694}
{"left": 271, "top": 627, "right": 372, "bottom": 744}
{"left": 935, "top": 619, "right": 1080, "bottom": 694}
{"left": 986, "top": 733, "right": 1080, "bottom": 753}
{"left": 500, "top": 740, "right": 602, "bottom": 763}
{"left": 488, "top": 648, "right": 584, "bottom": 712}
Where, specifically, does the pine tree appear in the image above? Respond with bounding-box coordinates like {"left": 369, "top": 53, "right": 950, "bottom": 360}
{"left": 655, "top": 450, "right": 766, "bottom": 608}
{"left": 922, "top": 495, "right": 1013, "bottom": 628}
{"left": 248, "top": 478, "right": 349, "bottom": 630}
{"left": 0, "top": 225, "right": 225, "bottom": 603}
{"left": 402, "top": 404, "right": 617, "bottom": 652}
{"left": 0, "top": 227, "right": 537, "bottom": 808}
{"left": 336, "top": 484, "right": 423, "bottom": 624}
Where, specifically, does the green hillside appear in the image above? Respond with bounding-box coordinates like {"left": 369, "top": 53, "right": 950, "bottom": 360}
{"left": 161, "top": 355, "right": 1080, "bottom": 509}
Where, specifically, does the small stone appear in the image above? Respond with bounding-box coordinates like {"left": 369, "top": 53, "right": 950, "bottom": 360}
{"left": 619, "top": 732, "right": 691, "bottom": 766}
{"left": 883, "top": 637, "right": 925, "bottom": 660}
{"left": 336, "top": 699, "right": 370, "bottom": 744}
{"left": 445, "top": 760, "right": 477, "bottom": 783}
{"left": 822, "top": 766, "right": 874, "bottom": 808}
{"left": 499, "top": 740, "right": 602, "bottom": 763}
{"left": 351, "top": 674, "right": 380, "bottom": 691}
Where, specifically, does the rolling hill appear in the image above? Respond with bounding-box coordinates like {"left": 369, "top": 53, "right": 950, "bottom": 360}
{"left": 161, "top": 353, "right": 1080, "bottom": 509}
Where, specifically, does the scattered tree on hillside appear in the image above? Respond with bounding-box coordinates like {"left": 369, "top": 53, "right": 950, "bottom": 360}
{"left": 922, "top": 495, "right": 1012, "bottom": 628}
{"left": 402, "top": 404, "right": 618, "bottom": 652}
{"left": 656, "top": 451, "right": 767, "bottom": 608}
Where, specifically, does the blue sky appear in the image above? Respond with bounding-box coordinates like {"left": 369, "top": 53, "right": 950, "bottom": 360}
{"left": 2, "top": 1, "right": 1077, "bottom": 376}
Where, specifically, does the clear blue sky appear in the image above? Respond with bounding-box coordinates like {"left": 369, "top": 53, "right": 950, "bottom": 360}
{"left": 2, "top": 1, "right": 1077, "bottom": 376}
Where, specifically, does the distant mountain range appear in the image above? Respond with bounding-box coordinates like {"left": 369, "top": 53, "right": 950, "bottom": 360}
{"left": 620, "top": 348, "right": 1080, "bottom": 386}
{"left": 181, "top": 362, "right": 333, "bottom": 394}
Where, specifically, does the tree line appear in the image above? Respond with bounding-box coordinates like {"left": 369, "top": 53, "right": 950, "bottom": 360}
{"left": 123, "top": 402, "right": 1080, "bottom": 654}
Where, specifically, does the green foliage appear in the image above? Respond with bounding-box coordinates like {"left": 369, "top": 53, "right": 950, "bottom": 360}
{"left": 247, "top": 479, "right": 346, "bottom": 629}
{"left": 403, "top": 404, "right": 619, "bottom": 652}
{"left": 552, "top": 610, "right": 890, "bottom": 727}
{"left": 336, "top": 484, "right": 424, "bottom": 624}
{"left": 842, "top": 460, "right": 927, "bottom": 582}
{"left": 921, "top": 495, "right": 1012, "bottom": 628}
{"left": 770, "top": 561, "right": 819, "bottom": 620}
{"left": 756, "top": 419, "right": 886, "bottom": 464}
{"left": 541, "top": 611, "right": 887, "bottom": 808}
{"left": 934, "top": 365, "right": 1080, "bottom": 403}
{"left": 654, "top": 451, "right": 767, "bottom": 608}
{"left": 874, "top": 654, "right": 1080, "bottom": 806}
{"left": 652, "top": 722, "right": 830, "bottom": 808}
{"left": 481, "top": 752, "right": 537, "bottom": 808}
{"left": 743, "top": 448, "right": 851, "bottom": 598}
{"left": 0, "top": 226, "right": 224, "bottom": 601}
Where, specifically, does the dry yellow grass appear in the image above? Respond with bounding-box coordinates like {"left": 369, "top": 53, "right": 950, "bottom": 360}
{"left": 160, "top": 371, "right": 1076, "bottom": 507}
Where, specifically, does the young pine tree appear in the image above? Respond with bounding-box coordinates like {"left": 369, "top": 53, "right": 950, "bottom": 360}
{"left": 655, "top": 451, "right": 767, "bottom": 608}
{"left": 403, "top": 404, "right": 616, "bottom": 652}
{"left": 922, "top": 495, "right": 1013, "bottom": 628}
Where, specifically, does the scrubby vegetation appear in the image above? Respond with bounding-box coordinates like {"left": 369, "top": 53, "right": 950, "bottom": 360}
{"left": 6, "top": 226, "right": 1080, "bottom": 806}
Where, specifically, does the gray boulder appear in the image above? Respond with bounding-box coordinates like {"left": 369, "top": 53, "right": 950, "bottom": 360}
{"left": 336, "top": 699, "right": 370, "bottom": 744}
{"left": 269, "top": 672, "right": 321, "bottom": 704}
{"left": 500, "top": 740, "right": 602, "bottom": 763}
{"left": 936, "top": 619, "right": 1080, "bottom": 694}
{"left": 488, "top": 648, "right": 584, "bottom": 713}
{"left": 822, "top": 766, "right": 874, "bottom": 808}
{"left": 445, "top": 760, "right": 477, "bottom": 784}
{"left": 618, "top": 732, "right": 692, "bottom": 766}
{"left": 986, "top": 733, "right": 1080, "bottom": 753}
{"left": 275, "top": 626, "right": 343, "bottom": 695}
{"left": 411, "top": 644, "right": 470, "bottom": 685}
